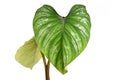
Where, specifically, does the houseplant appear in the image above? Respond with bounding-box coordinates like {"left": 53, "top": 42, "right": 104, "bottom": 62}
{"left": 15, "top": 4, "right": 91, "bottom": 80}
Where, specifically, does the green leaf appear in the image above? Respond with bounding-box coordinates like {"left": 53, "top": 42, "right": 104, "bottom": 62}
{"left": 33, "top": 4, "right": 91, "bottom": 74}
{"left": 15, "top": 37, "right": 41, "bottom": 69}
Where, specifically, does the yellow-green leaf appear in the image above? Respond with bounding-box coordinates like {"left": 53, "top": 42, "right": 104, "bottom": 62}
{"left": 15, "top": 37, "right": 41, "bottom": 69}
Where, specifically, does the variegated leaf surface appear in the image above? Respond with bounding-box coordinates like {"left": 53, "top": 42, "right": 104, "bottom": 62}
{"left": 33, "top": 4, "right": 91, "bottom": 74}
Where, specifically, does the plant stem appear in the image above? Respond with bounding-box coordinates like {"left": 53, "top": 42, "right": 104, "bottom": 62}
{"left": 46, "top": 61, "right": 50, "bottom": 80}
{"left": 41, "top": 52, "right": 50, "bottom": 80}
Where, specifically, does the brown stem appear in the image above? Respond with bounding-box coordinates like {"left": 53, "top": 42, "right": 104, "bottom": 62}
{"left": 46, "top": 61, "right": 50, "bottom": 80}
{"left": 41, "top": 52, "right": 50, "bottom": 80}
{"left": 41, "top": 53, "right": 46, "bottom": 69}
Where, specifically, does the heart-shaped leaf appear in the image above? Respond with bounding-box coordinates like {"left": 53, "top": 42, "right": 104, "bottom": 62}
{"left": 15, "top": 37, "right": 41, "bottom": 69}
{"left": 33, "top": 4, "right": 91, "bottom": 74}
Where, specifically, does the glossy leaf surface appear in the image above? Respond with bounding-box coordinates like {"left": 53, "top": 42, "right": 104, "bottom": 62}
{"left": 33, "top": 4, "right": 91, "bottom": 74}
{"left": 15, "top": 37, "right": 41, "bottom": 69}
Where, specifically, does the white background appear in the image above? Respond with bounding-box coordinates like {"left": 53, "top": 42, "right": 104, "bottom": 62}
{"left": 0, "top": 0, "right": 120, "bottom": 80}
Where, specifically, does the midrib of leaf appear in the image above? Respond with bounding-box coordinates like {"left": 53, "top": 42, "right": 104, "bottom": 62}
{"left": 56, "top": 17, "right": 65, "bottom": 69}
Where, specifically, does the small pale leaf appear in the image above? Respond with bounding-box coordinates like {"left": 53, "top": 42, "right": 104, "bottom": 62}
{"left": 15, "top": 37, "right": 41, "bottom": 69}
